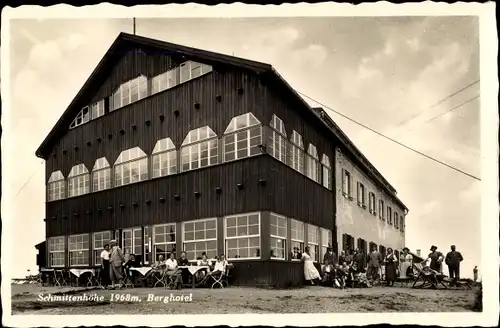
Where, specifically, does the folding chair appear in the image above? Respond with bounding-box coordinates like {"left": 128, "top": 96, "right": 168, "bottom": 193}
{"left": 153, "top": 270, "right": 166, "bottom": 288}
{"left": 123, "top": 268, "right": 135, "bottom": 288}
{"left": 93, "top": 268, "right": 103, "bottom": 288}
{"left": 54, "top": 270, "right": 67, "bottom": 287}
{"left": 83, "top": 271, "right": 94, "bottom": 287}
{"left": 412, "top": 263, "right": 448, "bottom": 289}
{"left": 211, "top": 264, "right": 233, "bottom": 289}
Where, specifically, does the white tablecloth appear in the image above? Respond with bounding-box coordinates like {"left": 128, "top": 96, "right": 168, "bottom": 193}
{"left": 69, "top": 269, "right": 94, "bottom": 277}
{"left": 178, "top": 266, "right": 209, "bottom": 275}
{"left": 130, "top": 267, "right": 152, "bottom": 276}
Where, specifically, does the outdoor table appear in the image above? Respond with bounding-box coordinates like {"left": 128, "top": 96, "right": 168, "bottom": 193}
{"left": 178, "top": 266, "right": 209, "bottom": 288}
{"left": 69, "top": 268, "right": 94, "bottom": 286}
{"left": 129, "top": 267, "right": 153, "bottom": 276}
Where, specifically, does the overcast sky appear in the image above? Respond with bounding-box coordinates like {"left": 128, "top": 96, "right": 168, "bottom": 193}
{"left": 4, "top": 15, "right": 481, "bottom": 278}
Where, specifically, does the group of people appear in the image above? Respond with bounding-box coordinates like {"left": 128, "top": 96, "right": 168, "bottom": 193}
{"left": 99, "top": 240, "right": 229, "bottom": 289}
{"left": 300, "top": 243, "right": 469, "bottom": 288}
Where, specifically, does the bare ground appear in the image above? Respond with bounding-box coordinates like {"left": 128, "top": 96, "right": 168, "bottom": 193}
{"left": 11, "top": 283, "right": 477, "bottom": 315}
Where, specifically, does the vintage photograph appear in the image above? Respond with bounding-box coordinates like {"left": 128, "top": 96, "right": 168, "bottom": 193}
{"left": 1, "top": 2, "right": 497, "bottom": 327}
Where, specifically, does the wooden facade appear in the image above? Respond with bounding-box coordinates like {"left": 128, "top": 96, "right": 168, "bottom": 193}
{"left": 36, "top": 33, "right": 405, "bottom": 287}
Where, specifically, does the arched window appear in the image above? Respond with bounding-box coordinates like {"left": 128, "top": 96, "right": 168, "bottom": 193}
{"left": 181, "top": 126, "right": 218, "bottom": 172}
{"left": 111, "top": 75, "right": 148, "bottom": 110}
{"left": 47, "top": 170, "right": 65, "bottom": 201}
{"left": 223, "top": 113, "right": 262, "bottom": 162}
{"left": 92, "top": 157, "right": 111, "bottom": 192}
{"left": 70, "top": 106, "right": 90, "bottom": 129}
{"left": 114, "top": 147, "right": 148, "bottom": 186}
{"left": 268, "top": 114, "right": 287, "bottom": 163}
{"left": 289, "top": 130, "right": 304, "bottom": 174}
{"left": 321, "top": 154, "right": 332, "bottom": 190}
{"left": 152, "top": 138, "right": 177, "bottom": 178}
{"left": 68, "top": 164, "right": 90, "bottom": 197}
{"left": 306, "top": 144, "right": 320, "bottom": 183}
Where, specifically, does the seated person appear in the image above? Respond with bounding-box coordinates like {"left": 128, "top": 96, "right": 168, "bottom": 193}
{"left": 166, "top": 252, "right": 183, "bottom": 289}
{"left": 201, "top": 254, "right": 228, "bottom": 285}
{"left": 291, "top": 247, "right": 302, "bottom": 260}
{"left": 335, "top": 263, "right": 347, "bottom": 288}
{"left": 341, "top": 262, "right": 352, "bottom": 287}
{"left": 151, "top": 255, "right": 167, "bottom": 272}
{"left": 195, "top": 252, "right": 213, "bottom": 282}
{"left": 123, "top": 254, "right": 140, "bottom": 283}
{"left": 322, "top": 247, "right": 337, "bottom": 284}
{"left": 178, "top": 251, "right": 191, "bottom": 284}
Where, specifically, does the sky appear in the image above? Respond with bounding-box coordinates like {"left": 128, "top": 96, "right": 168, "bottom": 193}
{"left": 3, "top": 15, "right": 482, "bottom": 278}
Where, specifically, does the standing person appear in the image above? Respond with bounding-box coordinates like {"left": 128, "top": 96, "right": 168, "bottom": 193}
{"left": 345, "top": 249, "right": 354, "bottom": 266}
{"left": 399, "top": 247, "right": 413, "bottom": 279}
{"left": 424, "top": 245, "right": 444, "bottom": 273}
{"left": 338, "top": 250, "right": 347, "bottom": 266}
{"left": 322, "top": 247, "right": 337, "bottom": 284}
{"left": 445, "top": 245, "right": 464, "bottom": 287}
{"left": 302, "top": 246, "right": 321, "bottom": 285}
{"left": 367, "top": 245, "right": 383, "bottom": 284}
{"left": 473, "top": 266, "right": 478, "bottom": 283}
{"left": 100, "top": 244, "right": 110, "bottom": 288}
{"left": 384, "top": 248, "right": 398, "bottom": 286}
{"left": 109, "top": 240, "right": 125, "bottom": 289}
{"left": 353, "top": 248, "right": 366, "bottom": 272}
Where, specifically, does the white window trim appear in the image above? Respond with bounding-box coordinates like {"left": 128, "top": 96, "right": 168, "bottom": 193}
{"left": 269, "top": 213, "right": 287, "bottom": 261}
{"left": 70, "top": 106, "right": 90, "bottom": 129}
{"left": 290, "top": 219, "right": 305, "bottom": 262}
{"left": 320, "top": 228, "right": 332, "bottom": 260}
{"left": 179, "top": 61, "right": 213, "bottom": 83}
{"left": 152, "top": 223, "right": 177, "bottom": 260}
{"left": 112, "top": 75, "right": 148, "bottom": 110}
{"left": 180, "top": 139, "right": 219, "bottom": 172}
{"left": 47, "top": 171, "right": 65, "bottom": 202}
{"left": 151, "top": 68, "right": 178, "bottom": 95}
{"left": 93, "top": 231, "right": 111, "bottom": 266}
{"left": 182, "top": 218, "right": 218, "bottom": 261}
{"left": 152, "top": 150, "right": 177, "bottom": 178}
{"left": 48, "top": 236, "right": 65, "bottom": 268}
{"left": 222, "top": 125, "right": 262, "bottom": 163}
{"left": 91, "top": 99, "right": 105, "bottom": 120}
{"left": 68, "top": 234, "right": 90, "bottom": 267}
{"left": 92, "top": 167, "right": 112, "bottom": 192}
{"left": 224, "top": 212, "right": 261, "bottom": 261}
{"left": 307, "top": 224, "right": 320, "bottom": 263}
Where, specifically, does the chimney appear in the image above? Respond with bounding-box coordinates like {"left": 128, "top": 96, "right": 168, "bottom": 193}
{"left": 416, "top": 249, "right": 421, "bottom": 257}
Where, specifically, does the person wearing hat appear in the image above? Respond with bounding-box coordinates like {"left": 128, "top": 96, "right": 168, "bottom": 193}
{"left": 321, "top": 246, "right": 337, "bottom": 284}
{"left": 424, "top": 245, "right": 444, "bottom": 273}
{"left": 399, "top": 247, "right": 413, "bottom": 279}
{"left": 445, "top": 245, "right": 463, "bottom": 287}
{"left": 109, "top": 239, "right": 125, "bottom": 289}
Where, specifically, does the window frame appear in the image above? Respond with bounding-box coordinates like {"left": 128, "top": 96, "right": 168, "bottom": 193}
{"left": 111, "top": 75, "right": 148, "bottom": 110}
{"left": 224, "top": 212, "right": 261, "bottom": 260}
{"left": 67, "top": 164, "right": 90, "bottom": 198}
{"left": 289, "top": 130, "right": 305, "bottom": 174}
{"left": 47, "top": 171, "right": 65, "bottom": 202}
{"left": 307, "top": 224, "right": 320, "bottom": 263}
{"left": 182, "top": 218, "right": 218, "bottom": 262}
{"left": 91, "top": 99, "right": 105, "bottom": 120}
{"left": 180, "top": 126, "right": 219, "bottom": 172}
{"left": 152, "top": 223, "right": 177, "bottom": 261}
{"left": 290, "top": 219, "right": 305, "bottom": 261}
{"left": 151, "top": 68, "right": 178, "bottom": 95}
{"left": 269, "top": 114, "right": 287, "bottom": 163}
{"left": 152, "top": 138, "right": 177, "bottom": 178}
{"left": 70, "top": 106, "right": 90, "bottom": 129}
{"left": 93, "top": 231, "right": 111, "bottom": 266}
{"left": 179, "top": 61, "right": 213, "bottom": 84}
{"left": 321, "top": 154, "right": 332, "bottom": 190}
{"left": 114, "top": 147, "right": 149, "bottom": 187}
{"left": 379, "top": 199, "right": 385, "bottom": 220}
{"left": 387, "top": 206, "right": 393, "bottom": 225}
{"left": 48, "top": 236, "right": 65, "bottom": 267}
{"left": 368, "top": 192, "right": 377, "bottom": 215}
{"left": 394, "top": 212, "right": 399, "bottom": 229}
{"left": 305, "top": 144, "right": 321, "bottom": 183}
{"left": 68, "top": 233, "right": 90, "bottom": 267}
{"left": 342, "top": 169, "right": 352, "bottom": 199}
{"left": 320, "top": 228, "right": 333, "bottom": 260}
{"left": 357, "top": 182, "right": 366, "bottom": 208}
{"left": 92, "top": 157, "right": 112, "bottom": 192}
{"left": 269, "top": 213, "right": 287, "bottom": 260}
{"left": 222, "top": 113, "right": 262, "bottom": 162}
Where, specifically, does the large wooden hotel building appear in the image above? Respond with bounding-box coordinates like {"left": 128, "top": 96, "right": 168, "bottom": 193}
{"left": 35, "top": 33, "right": 408, "bottom": 287}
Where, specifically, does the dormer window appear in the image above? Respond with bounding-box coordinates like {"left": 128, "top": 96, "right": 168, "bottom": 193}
{"left": 179, "top": 61, "right": 212, "bottom": 84}
{"left": 70, "top": 107, "right": 90, "bottom": 129}
{"left": 111, "top": 75, "right": 148, "bottom": 111}
{"left": 151, "top": 69, "right": 178, "bottom": 95}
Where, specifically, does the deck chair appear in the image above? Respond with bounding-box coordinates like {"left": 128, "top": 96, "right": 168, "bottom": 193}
{"left": 412, "top": 262, "right": 448, "bottom": 289}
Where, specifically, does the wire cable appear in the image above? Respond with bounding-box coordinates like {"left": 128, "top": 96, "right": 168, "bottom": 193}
{"left": 297, "top": 91, "right": 481, "bottom": 181}
{"left": 421, "top": 95, "right": 480, "bottom": 124}
{"left": 12, "top": 160, "right": 44, "bottom": 199}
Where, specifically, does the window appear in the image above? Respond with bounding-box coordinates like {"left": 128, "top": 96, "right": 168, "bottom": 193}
{"left": 379, "top": 199, "right": 385, "bottom": 220}
{"left": 306, "top": 144, "right": 321, "bottom": 183}
{"left": 369, "top": 192, "right": 376, "bottom": 215}
{"left": 91, "top": 99, "right": 105, "bottom": 119}
{"left": 112, "top": 75, "right": 148, "bottom": 110}
{"left": 342, "top": 233, "right": 355, "bottom": 253}
{"left": 48, "top": 236, "right": 65, "bottom": 267}
{"left": 47, "top": 170, "right": 65, "bottom": 201}
{"left": 269, "top": 114, "right": 287, "bottom": 163}
{"left": 400, "top": 217, "right": 405, "bottom": 232}
{"left": 289, "top": 131, "right": 305, "bottom": 173}
{"left": 357, "top": 238, "right": 368, "bottom": 255}
{"left": 68, "top": 164, "right": 90, "bottom": 197}
{"left": 153, "top": 224, "right": 176, "bottom": 261}
{"left": 225, "top": 213, "right": 260, "bottom": 260}
{"left": 151, "top": 68, "right": 178, "bottom": 95}
{"left": 320, "top": 228, "right": 333, "bottom": 260}
{"left": 223, "top": 113, "right": 262, "bottom": 162}
{"left": 307, "top": 224, "right": 320, "bottom": 262}
{"left": 114, "top": 147, "right": 148, "bottom": 187}
{"left": 291, "top": 219, "right": 305, "bottom": 260}
{"left": 70, "top": 106, "right": 90, "bottom": 129}
{"left": 181, "top": 126, "right": 218, "bottom": 171}
{"left": 357, "top": 182, "right": 366, "bottom": 207}
{"left": 69, "top": 234, "right": 89, "bottom": 267}
{"left": 144, "top": 227, "right": 151, "bottom": 264}
{"left": 183, "top": 218, "right": 217, "bottom": 260}
{"left": 152, "top": 138, "right": 177, "bottom": 178}
{"left": 394, "top": 212, "right": 399, "bottom": 229}
{"left": 92, "top": 157, "right": 111, "bottom": 192}
{"left": 179, "top": 61, "right": 213, "bottom": 83}
{"left": 122, "top": 228, "right": 144, "bottom": 260}
{"left": 93, "top": 231, "right": 111, "bottom": 266}
{"left": 321, "top": 154, "right": 332, "bottom": 190}
{"left": 270, "top": 213, "right": 287, "bottom": 260}
{"left": 387, "top": 206, "right": 393, "bottom": 225}
{"left": 342, "top": 169, "right": 352, "bottom": 198}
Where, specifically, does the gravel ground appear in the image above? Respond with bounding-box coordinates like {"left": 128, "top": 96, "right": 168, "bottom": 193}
{"left": 11, "top": 283, "right": 476, "bottom": 314}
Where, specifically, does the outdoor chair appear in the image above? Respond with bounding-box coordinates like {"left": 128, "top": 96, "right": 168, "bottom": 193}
{"left": 27, "top": 270, "right": 42, "bottom": 286}
{"left": 123, "top": 268, "right": 135, "bottom": 288}
{"left": 412, "top": 262, "right": 448, "bottom": 289}
{"left": 153, "top": 270, "right": 166, "bottom": 288}
{"left": 211, "top": 263, "right": 234, "bottom": 289}
{"left": 93, "top": 268, "right": 104, "bottom": 288}
{"left": 54, "top": 269, "right": 68, "bottom": 287}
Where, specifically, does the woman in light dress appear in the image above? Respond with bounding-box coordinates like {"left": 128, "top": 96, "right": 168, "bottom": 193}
{"left": 399, "top": 247, "right": 413, "bottom": 279}
{"left": 302, "top": 246, "right": 321, "bottom": 285}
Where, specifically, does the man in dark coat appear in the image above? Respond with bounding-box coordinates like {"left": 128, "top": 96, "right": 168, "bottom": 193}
{"left": 366, "top": 245, "right": 383, "bottom": 284}
{"left": 353, "top": 248, "right": 367, "bottom": 273}
{"left": 445, "top": 245, "right": 463, "bottom": 287}
{"left": 321, "top": 247, "right": 337, "bottom": 284}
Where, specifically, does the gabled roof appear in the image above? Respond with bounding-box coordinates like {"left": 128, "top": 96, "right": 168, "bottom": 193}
{"left": 35, "top": 32, "right": 407, "bottom": 211}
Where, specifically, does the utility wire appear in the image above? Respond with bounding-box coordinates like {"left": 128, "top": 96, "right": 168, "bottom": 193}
{"left": 421, "top": 95, "right": 480, "bottom": 124}
{"left": 297, "top": 91, "right": 481, "bottom": 181}
{"left": 13, "top": 160, "right": 44, "bottom": 199}
{"left": 392, "top": 79, "right": 480, "bottom": 130}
